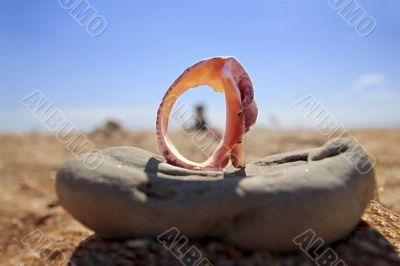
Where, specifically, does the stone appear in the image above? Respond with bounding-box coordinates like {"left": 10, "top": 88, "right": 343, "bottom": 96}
{"left": 56, "top": 138, "right": 375, "bottom": 251}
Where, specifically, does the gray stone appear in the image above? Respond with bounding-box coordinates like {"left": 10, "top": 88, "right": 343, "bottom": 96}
{"left": 56, "top": 138, "right": 375, "bottom": 251}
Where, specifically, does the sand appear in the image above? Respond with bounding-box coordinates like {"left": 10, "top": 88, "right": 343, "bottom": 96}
{"left": 0, "top": 128, "right": 399, "bottom": 264}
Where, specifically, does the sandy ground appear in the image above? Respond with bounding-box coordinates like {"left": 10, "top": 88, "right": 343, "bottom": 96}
{"left": 0, "top": 128, "right": 399, "bottom": 264}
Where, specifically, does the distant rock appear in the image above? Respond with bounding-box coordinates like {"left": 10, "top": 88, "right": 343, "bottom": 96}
{"left": 56, "top": 138, "right": 375, "bottom": 251}
{"left": 91, "top": 120, "right": 123, "bottom": 137}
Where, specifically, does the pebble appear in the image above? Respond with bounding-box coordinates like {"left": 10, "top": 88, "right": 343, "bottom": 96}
{"left": 56, "top": 138, "right": 375, "bottom": 251}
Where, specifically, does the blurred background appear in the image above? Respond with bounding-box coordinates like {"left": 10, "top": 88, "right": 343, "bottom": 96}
{"left": 1, "top": 0, "right": 399, "bottom": 131}
{"left": 0, "top": 1, "right": 399, "bottom": 263}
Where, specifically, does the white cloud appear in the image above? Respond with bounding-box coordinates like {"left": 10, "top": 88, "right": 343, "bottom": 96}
{"left": 362, "top": 88, "right": 399, "bottom": 103}
{"left": 349, "top": 73, "right": 399, "bottom": 103}
{"left": 352, "top": 73, "right": 386, "bottom": 91}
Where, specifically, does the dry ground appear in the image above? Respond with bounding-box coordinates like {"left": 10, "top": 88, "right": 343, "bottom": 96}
{"left": 0, "top": 128, "right": 399, "bottom": 265}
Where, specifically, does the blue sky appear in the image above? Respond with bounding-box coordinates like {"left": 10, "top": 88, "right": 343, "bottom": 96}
{"left": 1, "top": 0, "right": 399, "bottom": 132}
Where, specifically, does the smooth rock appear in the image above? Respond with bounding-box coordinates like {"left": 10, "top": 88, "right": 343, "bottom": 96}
{"left": 56, "top": 138, "right": 375, "bottom": 251}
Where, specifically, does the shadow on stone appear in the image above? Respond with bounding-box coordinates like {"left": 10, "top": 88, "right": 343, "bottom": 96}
{"left": 144, "top": 157, "right": 161, "bottom": 176}
{"left": 223, "top": 167, "right": 247, "bottom": 178}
